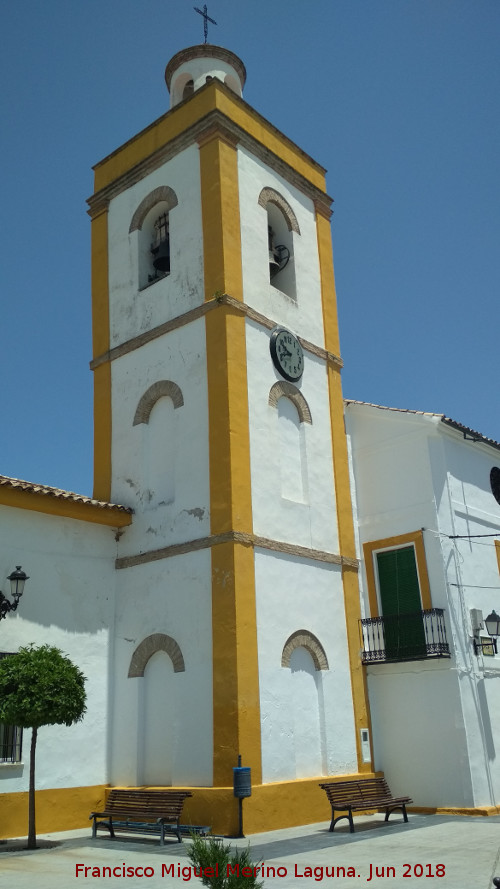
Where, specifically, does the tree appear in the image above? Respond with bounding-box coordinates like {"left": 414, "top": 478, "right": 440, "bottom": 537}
{"left": 0, "top": 644, "right": 86, "bottom": 848}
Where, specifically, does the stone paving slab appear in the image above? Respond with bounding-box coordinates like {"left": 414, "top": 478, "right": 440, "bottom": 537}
{"left": 1, "top": 815, "right": 499, "bottom": 889}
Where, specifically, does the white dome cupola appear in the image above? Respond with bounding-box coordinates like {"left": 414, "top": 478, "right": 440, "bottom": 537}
{"left": 165, "top": 44, "right": 246, "bottom": 109}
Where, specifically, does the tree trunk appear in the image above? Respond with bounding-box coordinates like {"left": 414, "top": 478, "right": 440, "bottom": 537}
{"left": 27, "top": 726, "right": 37, "bottom": 849}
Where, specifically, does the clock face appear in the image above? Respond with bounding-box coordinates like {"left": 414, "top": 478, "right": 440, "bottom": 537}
{"left": 270, "top": 328, "right": 304, "bottom": 382}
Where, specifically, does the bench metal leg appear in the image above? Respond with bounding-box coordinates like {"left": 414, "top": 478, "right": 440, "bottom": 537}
{"left": 330, "top": 810, "right": 355, "bottom": 833}
{"left": 384, "top": 804, "right": 408, "bottom": 823}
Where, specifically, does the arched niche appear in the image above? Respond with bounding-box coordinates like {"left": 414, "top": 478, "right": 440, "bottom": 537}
{"left": 281, "top": 630, "right": 329, "bottom": 671}
{"left": 128, "top": 633, "right": 185, "bottom": 677}
{"left": 133, "top": 381, "right": 184, "bottom": 426}
{"left": 268, "top": 382, "right": 312, "bottom": 425}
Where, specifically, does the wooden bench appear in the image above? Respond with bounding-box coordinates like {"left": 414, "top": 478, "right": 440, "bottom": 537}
{"left": 319, "top": 777, "right": 412, "bottom": 833}
{"left": 90, "top": 789, "right": 193, "bottom": 844}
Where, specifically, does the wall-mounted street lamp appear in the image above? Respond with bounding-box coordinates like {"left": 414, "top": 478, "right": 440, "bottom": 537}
{"left": 0, "top": 567, "right": 29, "bottom": 621}
{"left": 471, "top": 608, "right": 500, "bottom": 656}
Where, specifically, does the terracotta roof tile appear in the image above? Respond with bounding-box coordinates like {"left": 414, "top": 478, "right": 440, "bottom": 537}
{"left": 0, "top": 474, "right": 132, "bottom": 513}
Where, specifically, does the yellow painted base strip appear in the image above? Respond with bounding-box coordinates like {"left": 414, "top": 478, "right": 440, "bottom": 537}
{"left": 409, "top": 805, "right": 500, "bottom": 817}
{"left": 0, "top": 785, "right": 107, "bottom": 840}
{"left": 3, "top": 783, "right": 497, "bottom": 840}
{"left": 0, "top": 777, "right": 369, "bottom": 839}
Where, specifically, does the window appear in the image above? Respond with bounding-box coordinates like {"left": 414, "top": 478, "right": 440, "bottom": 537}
{"left": 490, "top": 467, "right": 500, "bottom": 506}
{"left": 258, "top": 188, "right": 300, "bottom": 301}
{"left": 362, "top": 531, "right": 437, "bottom": 662}
{"left": 0, "top": 652, "right": 22, "bottom": 763}
{"left": 182, "top": 79, "right": 194, "bottom": 100}
{"left": 129, "top": 186, "right": 178, "bottom": 290}
{"left": 149, "top": 212, "right": 170, "bottom": 283}
{"left": 375, "top": 546, "right": 427, "bottom": 659}
{"left": 266, "top": 203, "right": 295, "bottom": 299}
{"left": 0, "top": 722, "right": 22, "bottom": 763}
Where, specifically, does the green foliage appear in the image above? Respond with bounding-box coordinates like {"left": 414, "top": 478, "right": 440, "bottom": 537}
{"left": 0, "top": 644, "right": 87, "bottom": 729}
{"left": 188, "top": 834, "right": 264, "bottom": 889}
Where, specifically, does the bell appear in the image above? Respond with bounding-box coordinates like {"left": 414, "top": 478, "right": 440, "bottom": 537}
{"left": 268, "top": 225, "right": 280, "bottom": 279}
{"left": 269, "top": 249, "right": 280, "bottom": 278}
{"left": 151, "top": 239, "right": 170, "bottom": 273}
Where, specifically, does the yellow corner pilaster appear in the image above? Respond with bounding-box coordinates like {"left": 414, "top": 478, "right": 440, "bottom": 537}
{"left": 212, "top": 541, "right": 262, "bottom": 787}
{"left": 199, "top": 128, "right": 244, "bottom": 301}
{"left": 317, "top": 207, "right": 373, "bottom": 773}
{"left": 90, "top": 208, "right": 112, "bottom": 502}
{"left": 199, "top": 128, "right": 262, "bottom": 787}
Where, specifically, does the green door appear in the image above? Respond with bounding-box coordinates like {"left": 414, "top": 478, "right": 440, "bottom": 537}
{"left": 376, "top": 547, "right": 427, "bottom": 660}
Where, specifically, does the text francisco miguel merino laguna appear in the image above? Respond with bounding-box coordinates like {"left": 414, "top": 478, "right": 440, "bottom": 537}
{"left": 75, "top": 862, "right": 396, "bottom": 881}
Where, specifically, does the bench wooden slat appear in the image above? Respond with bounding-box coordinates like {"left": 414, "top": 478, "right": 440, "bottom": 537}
{"left": 90, "top": 790, "right": 193, "bottom": 845}
{"left": 319, "top": 778, "right": 412, "bottom": 834}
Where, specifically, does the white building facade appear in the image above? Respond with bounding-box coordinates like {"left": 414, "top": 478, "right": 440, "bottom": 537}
{"left": 346, "top": 401, "right": 500, "bottom": 812}
{"left": 1, "top": 43, "right": 500, "bottom": 841}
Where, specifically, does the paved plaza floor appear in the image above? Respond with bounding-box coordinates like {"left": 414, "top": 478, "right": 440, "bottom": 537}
{"left": 1, "top": 813, "right": 499, "bottom": 889}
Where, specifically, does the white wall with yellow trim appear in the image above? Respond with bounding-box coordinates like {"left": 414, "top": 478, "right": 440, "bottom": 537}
{"left": 237, "top": 145, "right": 358, "bottom": 784}
{"left": 110, "top": 319, "right": 210, "bottom": 550}
{"left": 109, "top": 549, "right": 213, "bottom": 787}
{"left": 254, "top": 549, "right": 357, "bottom": 783}
{"left": 237, "top": 147, "right": 325, "bottom": 345}
{"left": 0, "top": 503, "right": 116, "bottom": 797}
{"left": 346, "top": 401, "right": 500, "bottom": 809}
{"left": 107, "top": 144, "right": 204, "bottom": 349}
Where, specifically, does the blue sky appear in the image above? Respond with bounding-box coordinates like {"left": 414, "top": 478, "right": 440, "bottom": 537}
{"left": 1, "top": 1, "right": 499, "bottom": 496}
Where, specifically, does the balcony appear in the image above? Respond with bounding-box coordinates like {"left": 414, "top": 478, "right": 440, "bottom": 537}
{"left": 360, "top": 608, "right": 451, "bottom": 664}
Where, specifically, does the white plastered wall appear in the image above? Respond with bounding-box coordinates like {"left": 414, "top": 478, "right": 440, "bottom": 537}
{"left": 107, "top": 144, "right": 204, "bottom": 349}
{"left": 109, "top": 550, "right": 213, "bottom": 787}
{"left": 245, "top": 320, "right": 338, "bottom": 552}
{"left": 106, "top": 134, "right": 213, "bottom": 786}
{"left": 433, "top": 430, "right": 500, "bottom": 807}
{"left": 237, "top": 147, "right": 325, "bottom": 346}
{"left": 110, "top": 317, "right": 210, "bottom": 554}
{"left": 347, "top": 402, "right": 500, "bottom": 807}
{"left": 255, "top": 550, "right": 357, "bottom": 783}
{"left": 237, "top": 147, "right": 357, "bottom": 782}
{"left": 0, "top": 505, "right": 116, "bottom": 794}
{"left": 169, "top": 59, "right": 243, "bottom": 107}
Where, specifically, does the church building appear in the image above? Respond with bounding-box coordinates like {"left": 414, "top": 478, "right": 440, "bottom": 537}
{"left": 1, "top": 40, "right": 500, "bottom": 840}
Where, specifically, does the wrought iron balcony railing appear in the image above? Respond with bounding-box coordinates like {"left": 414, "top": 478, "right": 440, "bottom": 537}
{"left": 360, "top": 608, "right": 450, "bottom": 664}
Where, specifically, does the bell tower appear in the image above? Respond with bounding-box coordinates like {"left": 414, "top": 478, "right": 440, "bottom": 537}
{"left": 88, "top": 42, "right": 372, "bottom": 835}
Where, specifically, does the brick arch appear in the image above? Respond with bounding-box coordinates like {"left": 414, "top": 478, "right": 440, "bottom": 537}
{"left": 268, "top": 381, "right": 312, "bottom": 424}
{"left": 281, "top": 630, "right": 329, "bottom": 671}
{"left": 129, "top": 186, "right": 179, "bottom": 233}
{"left": 128, "top": 633, "right": 185, "bottom": 677}
{"left": 258, "top": 187, "right": 300, "bottom": 234}
{"left": 133, "top": 381, "right": 184, "bottom": 426}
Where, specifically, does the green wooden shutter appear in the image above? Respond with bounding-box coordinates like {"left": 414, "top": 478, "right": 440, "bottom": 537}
{"left": 376, "top": 547, "right": 426, "bottom": 659}
{"left": 376, "top": 546, "right": 421, "bottom": 616}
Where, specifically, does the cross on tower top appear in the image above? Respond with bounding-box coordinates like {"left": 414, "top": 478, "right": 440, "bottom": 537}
{"left": 194, "top": 5, "right": 217, "bottom": 44}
